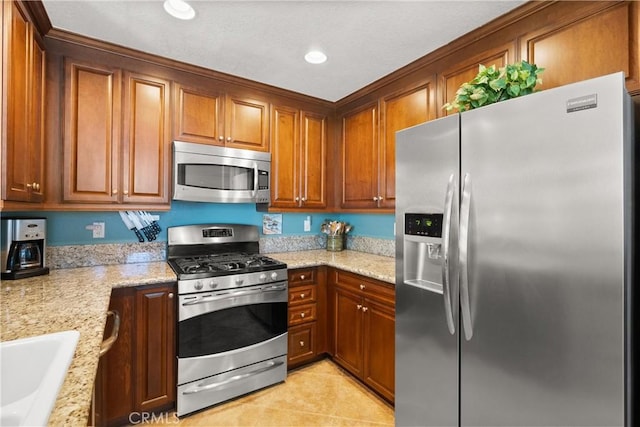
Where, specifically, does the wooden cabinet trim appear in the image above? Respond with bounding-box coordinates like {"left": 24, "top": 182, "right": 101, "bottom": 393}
{"left": 288, "top": 302, "right": 317, "bottom": 326}
{"left": 173, "top": 83, "right": 222, "bottom": 145}
{"left": 288, "top": 284, "right": 317, "bottom": 305}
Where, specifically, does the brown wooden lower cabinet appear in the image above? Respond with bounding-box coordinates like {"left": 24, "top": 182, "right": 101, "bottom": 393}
{"left": 92, "top": 282, "right": 176, "bottom": 427}
{"left": 328, "top": 268, "right": 395, "bottom": 402}
{"left": 286, "top": 266, "right": 327, "bottom": 368}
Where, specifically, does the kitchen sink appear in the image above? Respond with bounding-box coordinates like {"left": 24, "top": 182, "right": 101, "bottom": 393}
{"left": 0, "top": 330, "right": 80, "bottom": 426}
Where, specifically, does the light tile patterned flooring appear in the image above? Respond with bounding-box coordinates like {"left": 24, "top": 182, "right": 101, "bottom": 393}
{"left": 142, "top": 359, "right": 394, "bottom": 426}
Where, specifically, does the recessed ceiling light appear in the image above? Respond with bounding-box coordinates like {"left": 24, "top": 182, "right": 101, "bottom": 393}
{"left": 163, "top": 0, "right": 195, "bottom": 20}
{"left": 305, "top": 50, "right": 327, "bottom": 64}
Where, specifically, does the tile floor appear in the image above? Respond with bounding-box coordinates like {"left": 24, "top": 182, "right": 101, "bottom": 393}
{"left": 141, "top": 359, "right": 394, "bottom": 426}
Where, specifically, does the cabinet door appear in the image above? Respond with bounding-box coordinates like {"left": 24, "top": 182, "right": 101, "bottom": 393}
{"left": 333, "top": 286, "right": 363, "bottom": 377}
{"left": 438, "top": 45, "right": 512, "bottom": 117}
{"left": 28, "top": 34, "right": 46, "bottom": 202}
{"left": 174, "top": 84, "right": 223, "bottom": 145}
{"left": 3, "top": 1, "right": 44, "bottom": 202}
{"left": 63, "top": 59, "right": 121, "bottom": 203}
{"left": 135, "top": 284, "right": 176, "bottom": 412}
{"left": 300, "top": 111, "right": 327, "bottom": 209}
{"left": 95, "top": 287, "right": 136, "bottom": 426}
{"left": 225, "top": 95, "right": 269, "bottom": 151}
{"left": 341, "top": 103, "right": 378, "bottom": 209}
{"left": 122, "top": 72, "right": 171, "bottom": 205}
{"left": 270, "top": 105, "right": 300, "bottom": 208}
{"left": 363, "top": 297, "right": 395, "bottom": 402}
{"left": 521, "top": 3, "right": 638, "bottom": 92}
{"left": 379, "top": 83, "right": 434, "bottom": 209}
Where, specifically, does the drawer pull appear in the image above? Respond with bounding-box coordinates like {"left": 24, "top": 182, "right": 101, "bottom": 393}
{"left": 300, "top": 293, "right": 305, "bottom": 298}
{"left": 362, "top": 306, "right": 369, "bottom": 312}
{"left": 299, "top": 341, "right": 305, "bottom": 347}
{"left": 300, "top": 313, "right": 305, "bottom": 318}
{"left": 300, "top": 275, "right": 306, "bottom": 280}
{"left": 357, "top": 304, "right": 362, "bottom": 310}
{"left": 360, "top": 284, "right": 365, "bottom": 290}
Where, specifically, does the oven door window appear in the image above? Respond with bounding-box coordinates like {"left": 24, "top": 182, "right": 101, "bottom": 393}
{"left": 178, "top": 164, "right": 255, "bottom": 191}
{"left": 178, "top": 302, "right": 287, "bottom": 358}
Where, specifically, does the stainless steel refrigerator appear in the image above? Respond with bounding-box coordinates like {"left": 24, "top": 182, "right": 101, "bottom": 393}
{"left": 395, "top": 72, "right": 635, "bottom": 426}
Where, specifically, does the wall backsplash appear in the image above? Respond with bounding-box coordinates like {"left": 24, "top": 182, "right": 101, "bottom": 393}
{"left": 4, "top": 202, "right": 396, "bottom": 269}
{"left": 46, "top": 235, "right": 394, "bottom": 269}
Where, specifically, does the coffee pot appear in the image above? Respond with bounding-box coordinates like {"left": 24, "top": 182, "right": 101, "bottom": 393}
{"left": 1, "top": 217, "right": 50, "bottom": 280}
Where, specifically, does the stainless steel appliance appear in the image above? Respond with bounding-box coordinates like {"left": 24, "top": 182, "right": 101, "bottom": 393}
{"left": 167, "top": 224, "right": 287, "bottom": 417}
{"left": 173, "top": 141, "right": 271, "bottom": 204}
{"left": 395, "top": 72, "right": 636, "bottom": 426}
{"left": 1, "top": 217, "right": 50, "bottom": 280}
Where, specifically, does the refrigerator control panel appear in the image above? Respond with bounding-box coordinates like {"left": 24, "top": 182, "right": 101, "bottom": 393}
{"left": 405, "top": 213, "right": 443, "bottom": 237}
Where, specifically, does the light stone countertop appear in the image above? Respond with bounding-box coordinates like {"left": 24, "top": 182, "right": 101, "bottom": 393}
{"left": 268, "top": 249, "right": 396, "bottom": 284}
{"left": 0, "top": 250, "right": 394, "bottom": 426}
{"left": 0, "top": 262, "right": 176, "bottom": 426}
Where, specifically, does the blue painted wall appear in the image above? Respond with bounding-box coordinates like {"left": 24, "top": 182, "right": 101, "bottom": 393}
{"left": 1, "top": 201, "right": 395, "bottom": 246}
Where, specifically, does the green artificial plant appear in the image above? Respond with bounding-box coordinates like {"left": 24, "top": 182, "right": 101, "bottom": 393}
{"left": 443, "top": 60, "right": 544, "bottom": 112}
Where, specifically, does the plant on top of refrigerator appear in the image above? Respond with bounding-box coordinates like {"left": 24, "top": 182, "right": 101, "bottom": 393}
{"left": 443, "top": 60, "right": 544, "bottom": 112}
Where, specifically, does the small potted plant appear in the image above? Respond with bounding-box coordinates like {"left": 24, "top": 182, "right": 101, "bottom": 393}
{"left": 443, "top": 60, "right": 544, "bottom": 112}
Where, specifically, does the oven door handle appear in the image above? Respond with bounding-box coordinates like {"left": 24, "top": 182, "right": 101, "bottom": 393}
{"left": 181, "top": 283, "right": 287, "bottom": 306}
{"left": 182, "top": 360, "right": 285, "bottom": 395}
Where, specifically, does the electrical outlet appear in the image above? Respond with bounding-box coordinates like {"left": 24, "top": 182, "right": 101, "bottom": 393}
{"left": 303, "top": 216, "right": 311, "bottom": 232}
{"left": 93, "top": 222, "right": 105, "bottom": 238}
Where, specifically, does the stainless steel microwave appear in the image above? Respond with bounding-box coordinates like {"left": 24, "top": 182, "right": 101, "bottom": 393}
{"left": 173, "top": 141, "right": 271, "bottom": 204}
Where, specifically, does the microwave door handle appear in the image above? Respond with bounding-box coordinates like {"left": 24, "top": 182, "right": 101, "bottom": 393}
{"left": 252, "top": 162, "right": 259, "bottom": 198}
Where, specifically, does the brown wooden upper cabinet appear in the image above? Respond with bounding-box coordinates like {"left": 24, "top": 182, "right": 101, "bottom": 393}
{"left": 174, "top": 83, "right": 270, "bottom": 152}
{"left": 270, "top": 104, "right": 327, "bottom": 210}
{"left": 438, "top": 44, "right": 513, "bottom": 116}
{"left": 2, "top": 1, "right": 46, "bottom": 204}
{"left": 62, "top": 59, "right": 171, "bottom": 206}
{"left": 520, "top": 2, "right": 639, "bottom": 93}
{"left": 341, "top": 84, "right": 434, "bottom": 210}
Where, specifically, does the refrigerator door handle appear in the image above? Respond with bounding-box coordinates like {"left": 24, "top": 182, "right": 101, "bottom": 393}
{"left": 441, "top": 173, "right": 456, "bottom": 335}
{"left": 460, "top": 172, "right": 474, "bottom": 340}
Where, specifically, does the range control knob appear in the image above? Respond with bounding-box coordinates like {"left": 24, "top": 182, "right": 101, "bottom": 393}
{"left": 194, "top": 281, "right": 204, "bottom": 290}
{"left": 259, "top": 273, "right": 267, "bottom": 282}
{"left": 270, "top": 272, "right": 279, "bottom": 281}
{"left": 208, "top": 280, "right": 218, "bottom": 289}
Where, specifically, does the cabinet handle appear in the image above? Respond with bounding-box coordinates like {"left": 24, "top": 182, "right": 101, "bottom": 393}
{"left": 357, "top": 304, "right": 362, "bottom": 310}
{"left": 218, "top": 135, "right": 224, "bottom": 141}
{"left": 169, "top": 293, "right": 174, "bottom": 299}
{"left": 300, "top": 275, "right": 305, "bottom": 280}
{"left": 226, "top": 136, "right": 232, "bottom": 142}
{"left": 359, "top": 284, "right": 365, "bottom": 290}
{"left": 373, "top": 196, "right": 379, "bottom": 201}
{"left": 295, "top": 196, "right": 300, "bottom": 202}
{"left": 35, "top": 183, "right": 41, "bottom": 191}
{"left": 362, "top": 306, "right": 369, "bottom": 312}
{"left": 112, "top": 189, "right": 118, "bottom": 195}
{"left": 300, "top": 293, "right": 305, "bottom": 298}
{"left": 300, "top": 312, "right": 305, "bottom": 318}
{"left": 27, "top": 183, "right": 33, "bottom": 189}
{"left": 123, "top": 190, "right": 129, "bottom": 195}
{"left": 100, "top": 310, "right": 120, "bottom": 357}
{"left": 301, "top": 197, "right": 306, "bottom": 203}
{"left": 299, "top": 341, "right": 305, "bottom": 347}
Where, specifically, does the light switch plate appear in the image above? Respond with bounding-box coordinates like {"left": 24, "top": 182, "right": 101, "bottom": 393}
{"left": 93, "top": 222, "right": 105, "bottom": 238}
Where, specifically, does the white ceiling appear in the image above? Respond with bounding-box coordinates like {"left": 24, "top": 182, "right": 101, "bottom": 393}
{"left": 41, "top": 0, "right": 525, "bottom": 102}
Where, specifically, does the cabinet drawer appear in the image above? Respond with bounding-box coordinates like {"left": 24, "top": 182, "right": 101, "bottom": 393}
{"left": 288, "top": 323, "right": 316, "bottom": 364}
{"left": 288, "top": 303, "right": 316, "bottom": 326}
{"left": 288, "top": 268, "right": 315, "bottom": 285}
{"left": 333, "top": 270, "right": 394, "bottom": 304}
{"left": 288, "top": 284, "right": 316, "bottom": 305}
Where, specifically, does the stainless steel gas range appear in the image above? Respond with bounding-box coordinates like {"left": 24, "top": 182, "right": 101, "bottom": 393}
{"left": 167, "top": 223, "right": 288, "bottom": 417}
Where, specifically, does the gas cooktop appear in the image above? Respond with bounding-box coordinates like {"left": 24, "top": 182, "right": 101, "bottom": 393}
{"left": 169, "top": 253, "right": 284, "bottom": 277}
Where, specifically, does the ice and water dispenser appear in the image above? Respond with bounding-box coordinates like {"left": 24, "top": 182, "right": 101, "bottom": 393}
{"left": 403, "top": 213, "right": 445, "bottom": 294}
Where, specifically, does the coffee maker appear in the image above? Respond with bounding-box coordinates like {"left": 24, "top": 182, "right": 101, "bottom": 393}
{"left": 1, "top": 217, "right": 50, "bottom": 280}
